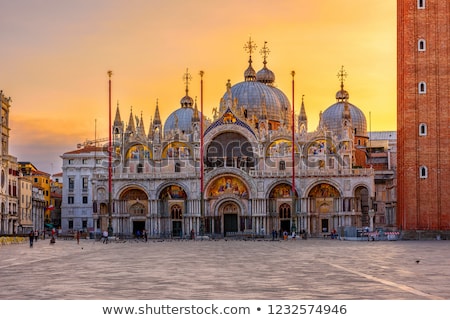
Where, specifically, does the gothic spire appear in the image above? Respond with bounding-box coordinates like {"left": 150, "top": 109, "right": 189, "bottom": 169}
{"left": 127, "top": 106, "right": 136, "bottom": 133}
{"left": 113, "top": 101, "right": 122, "bottom": 127}
{"left": 153, "top": 99, "right": 161, "bottom": 125}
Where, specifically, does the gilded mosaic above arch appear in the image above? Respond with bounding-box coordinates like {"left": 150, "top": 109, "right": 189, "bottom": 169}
{"left": 161, "top": 142, "right": 191, "bottom": 159}
{"left": 207, "top": 176, "right": 249, "bottom": 199}
{"left": 269, "top": 183, "right": 297, "bottom": 198}
{"left": 160, "top": 185, "right": 187, "bottom": 200}
{"left": 125, "top": 144, "right": 152, "bottom": 160}
{"left": 308, "top": 183, "right": 340, "bottom": 197}
{"left": 266, "top": 139, "right": 299, "bottom": 157}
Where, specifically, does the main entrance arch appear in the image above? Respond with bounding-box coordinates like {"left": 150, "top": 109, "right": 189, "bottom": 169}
{"left": 219, "top": 201, "right": 240, "bottom": 236}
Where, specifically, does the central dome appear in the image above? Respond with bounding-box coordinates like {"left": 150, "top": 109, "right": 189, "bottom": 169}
{"left": 221, "top": 66, "right": 291, "bottom": 126}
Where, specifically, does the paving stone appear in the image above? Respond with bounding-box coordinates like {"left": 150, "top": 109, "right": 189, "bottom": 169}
{"left": 1, "top": 239, "right": 449, "bottom": 300}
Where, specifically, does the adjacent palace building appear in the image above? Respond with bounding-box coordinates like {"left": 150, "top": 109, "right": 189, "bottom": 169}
{"left": 60, "top": 40, "right": 398, "bottom": 238}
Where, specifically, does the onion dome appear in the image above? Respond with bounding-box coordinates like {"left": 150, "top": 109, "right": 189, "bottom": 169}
{"left": 256, "top": 41, "right": 275, "bottom": 84}
{"left": 335, "top": 88, "right": 349, "bottom": 101}
{"left": 256, "top": 66, "right": 275, "bottom": 84}
{"left": 180, "top": 95, "right": 194, "bottom": 108}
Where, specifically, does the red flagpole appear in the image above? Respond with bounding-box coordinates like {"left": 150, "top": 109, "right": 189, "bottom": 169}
{"left": 200, "top": 71, "right": 204, "bottom": 194}
{"left": 291, "top": 71, "right": 296, "bottom": 231}
{"left": 291, "top": 71, "right": 296, "bottom": 198}
{"left": 199, "top": 70, "right": 205, "bottom": 235}
{"left": 107, "top": 70, "right": 113, "bottom": 234}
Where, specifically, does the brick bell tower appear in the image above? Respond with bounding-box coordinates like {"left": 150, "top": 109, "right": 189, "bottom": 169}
{"left": 397, "top": 0, "right": 450, "bottom": 233}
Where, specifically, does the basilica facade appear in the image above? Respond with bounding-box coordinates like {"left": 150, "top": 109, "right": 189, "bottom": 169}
{"left": 62, "top": 42, "right": 377, "bottom": 238}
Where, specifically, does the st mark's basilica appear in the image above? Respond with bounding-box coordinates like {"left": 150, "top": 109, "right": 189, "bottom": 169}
{"left": 63, "top": 40, "right": 379, "bottom": 238}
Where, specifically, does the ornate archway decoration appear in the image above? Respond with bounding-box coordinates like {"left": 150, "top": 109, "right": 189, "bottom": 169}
{"left": 269, "top": 183, "right": 297, "bottom": 198}
{"left": 207, "top": 175, "right": 249, "bottom": 199}
{"left": 159, "top": 185, "right": 187, "bottom": 200}
{"left": 308, "top": 183, "right": 340, "bottom": 198}
{"left": 125, "top": 144, "right": 152, "bottom": 161}
{"left": 161, "top": 142, "right": 191, "bottom": 159}
{"left": 266, "top": 139, "right": 299, "bottom": 157}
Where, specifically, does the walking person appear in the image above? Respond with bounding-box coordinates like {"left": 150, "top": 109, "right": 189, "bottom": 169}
{"left": 272, "top": 229, "right": 276, "bottom": 241}
{"left": 76, "top": 230, "right": 80, "bottom": 245}
{"left": 34, "top": 230, "right": 39, "bottom": 242}
{"left": 29, "top": 230, "right": 34, "bottom": 248}
{"left": 143, "top": 229, "right": 148, "bottom": 242}
{"left": 102, "top": 230, "right": 108, "bottom": 244}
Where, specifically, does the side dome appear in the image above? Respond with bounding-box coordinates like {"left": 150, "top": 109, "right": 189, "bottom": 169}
{"left": 321, "top": 101, "right": 367, "bottom": 137}
{"left": 164, "top": 107, "right": 195, "bottom": 135}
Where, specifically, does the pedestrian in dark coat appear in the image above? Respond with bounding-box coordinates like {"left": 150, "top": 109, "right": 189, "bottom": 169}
{"left": 29, "top": 231, "right": 34, "bottom": 248}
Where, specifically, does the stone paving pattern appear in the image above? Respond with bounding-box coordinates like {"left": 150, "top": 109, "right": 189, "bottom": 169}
{"left": 1, "top": 238, "right": 449, "bottom": 300}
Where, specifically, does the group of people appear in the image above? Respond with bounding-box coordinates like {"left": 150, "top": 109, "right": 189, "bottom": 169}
{"left": 135, "top": 229, "right": 148, "bottom": 242}
{"left": 271, "top": 229, "right": 308, "bottom": 241}
{"left": 29, "top": 229, "right": 57, "bottom": 247}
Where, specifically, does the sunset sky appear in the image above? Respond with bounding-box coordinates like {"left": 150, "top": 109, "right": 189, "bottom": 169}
{"left": 1, "top": 0, "right": 396, "bottom": 174}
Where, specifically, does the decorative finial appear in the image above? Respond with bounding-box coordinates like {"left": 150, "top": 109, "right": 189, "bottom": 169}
{"left": 183, "top": 68, "right": 192, "bottom": 96}
{"left": 291, "top": 70, "right": 296, "bottom": 78}
{"left": 199, "top": 70, "right": 204, "bottom": 78}
{"left": 302, "top": 94, "right": 305, "bottom": 103}
{"left": 260, "top": 41, "right": 270, "bottom": 67}
{"left": 337, "top": 65, "right": 347, "bottom": 89}
{"left": 244, "top": 36, "right": 257, "bottom": 57}
{"left": 107, "top": 70, "right": 113, "bottom": 78}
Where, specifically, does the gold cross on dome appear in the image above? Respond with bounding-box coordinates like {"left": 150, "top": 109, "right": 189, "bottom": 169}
{"left": 244, "top": 37, "right": 257, "bottom": 56}
{"left": 259, "top": 41, "right": 270, "bottom": 63}
{"left": 337, "top": 65, "right": 348, "bottom": 84}
{"left": 182, "top": 68, "right": 192, "bottom": 96}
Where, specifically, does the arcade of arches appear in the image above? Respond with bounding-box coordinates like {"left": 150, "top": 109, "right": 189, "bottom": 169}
{"left": 95, "top": 180, "right": 370, "bottom": 238}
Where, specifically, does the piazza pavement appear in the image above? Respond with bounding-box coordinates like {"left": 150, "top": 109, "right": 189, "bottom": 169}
{"left": 1, "top": 237, "right": 450, "bottom": 300}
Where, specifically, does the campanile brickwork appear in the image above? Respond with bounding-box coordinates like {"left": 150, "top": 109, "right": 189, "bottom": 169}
{"left": 397, "top": 0, "right": 450, "bottom": 231}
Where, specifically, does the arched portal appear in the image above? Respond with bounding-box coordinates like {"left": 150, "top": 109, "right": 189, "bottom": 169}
{"left": 158, "top": 185, "right": 187, "bottom": 237}
{"left": 218, "top": 201, "right": 240, "bottom": 236}
{"left": 355, "top": 186, "right": 370, "bottom": 227}
{"left": 268, "top": 183, "right": 298, "bottom": 233}
{"left": 308, "top": 183, "right": 341, "bottom": 235}
{"left": 118, "top": 188, "right": 149, "bottom": 236}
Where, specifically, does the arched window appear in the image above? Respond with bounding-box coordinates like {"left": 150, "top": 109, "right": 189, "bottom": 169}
{"left": 279, "top": 160, "right": 286, "bottom": 171}
{"left": 175, "top": 162, "right": 181, "bottom": 173}
{"left": 137, "top": 163, "right": 143, "bottom": 173}
{"left": 418, "top": 0, "right": 425, "bottom": 9}
{"left": 171, "top": 204, "right": 182, "bottom": 220}
{"left": 419, "top": 81, "right": 427, "bottom": 94}
{"left": 279, "top": 203, "right": 291, "bottom": 219}
{"left": 418, "top": 39, "right": 426, "bottom": 51}
{"left": 419, "top": 166, "right": 428, "bottom": 179}
{"left": 131, "top": 203, "right": 145, "bottom": 215}
{"left": 419, "top": 123, "right": 427, "bottom": 136}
